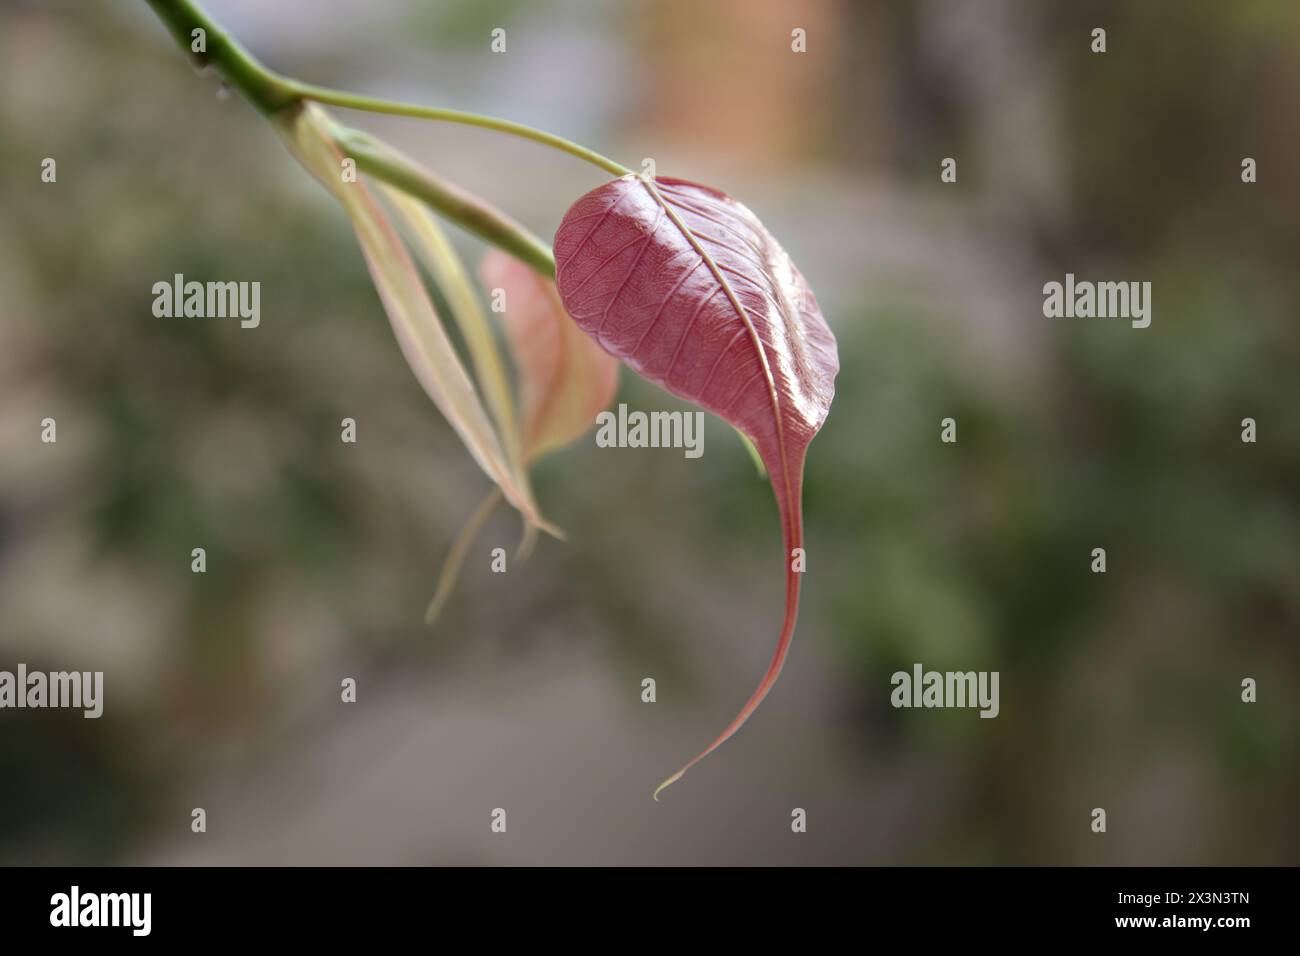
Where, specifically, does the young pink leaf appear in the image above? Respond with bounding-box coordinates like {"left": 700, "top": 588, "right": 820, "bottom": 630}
{"left": 553, "top": 175, "right": 839, "bottom": 798}
{"left": 481, "top": 248, "right": 619, "bottom": 463}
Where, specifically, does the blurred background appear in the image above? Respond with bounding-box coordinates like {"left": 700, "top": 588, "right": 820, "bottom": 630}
{"left": 0, "top": 0, "right": 1297, "bottom": 865}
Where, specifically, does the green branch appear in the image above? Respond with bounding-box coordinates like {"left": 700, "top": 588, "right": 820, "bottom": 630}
{"left": 142, "top": 0, "right": 629, "bottom": 176}
{"left": 144, "top": 0, "right": 298, "bottom": 113}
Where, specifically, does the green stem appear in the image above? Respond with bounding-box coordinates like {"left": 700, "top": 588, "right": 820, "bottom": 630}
{"left": 335, "top": 127, "right": 557, "bottom": 278}
{"left": 142, "top": 0, "right": 630, "bottom": 177}
{"left": 293, "top": 83, "right": 631, "bottom": 178}
{"left": 144, "top": 0, "right": 298, "bottom": 113}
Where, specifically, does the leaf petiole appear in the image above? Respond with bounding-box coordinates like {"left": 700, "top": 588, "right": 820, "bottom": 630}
{"left": 293, "top": 83, "right": 632, "bottom": 178}
{"left": 143, "top": 0, "right": 630, "bottom": 177}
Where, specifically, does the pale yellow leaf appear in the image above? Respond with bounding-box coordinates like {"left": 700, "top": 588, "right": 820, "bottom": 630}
{"left": 383, "top": 188, "right": 525, "bottom": 475}
{"left": 273, "top": 104, "right": 552, "bottom": 533}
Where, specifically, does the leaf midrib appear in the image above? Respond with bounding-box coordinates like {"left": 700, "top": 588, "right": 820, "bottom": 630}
{"left": 638, "top": 177, "right": 799, "bottom": 531}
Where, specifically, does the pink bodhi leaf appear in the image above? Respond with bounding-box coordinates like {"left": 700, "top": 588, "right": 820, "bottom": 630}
{"left": 480, "top": 249, "right": 620, "bottom": 463}
{"left": 553, "top": 175, "right": 839, "bottom": 798}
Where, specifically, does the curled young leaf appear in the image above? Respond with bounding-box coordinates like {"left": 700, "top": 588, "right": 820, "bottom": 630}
{"left": 480, "top": 248, "right": 620, "bottom": 463}
{"left": 425, "top": 250, "right": 619, "bottom": 626}
{"left": 553, "top": 175, "right": 839, "bottom": 798}
{"left": 274, "top": 103, "right": 552, "bottom": 535}
{"left": 384, "top": 188, "right": 525, "bottom": 476}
